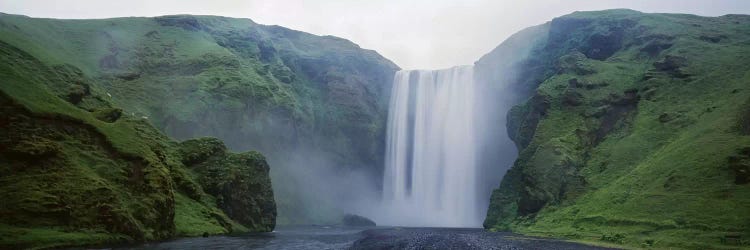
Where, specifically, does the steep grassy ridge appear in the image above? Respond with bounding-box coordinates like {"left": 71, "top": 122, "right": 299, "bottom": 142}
{"left": 0, "top": 13, "right": 398, "bottom": 223}
{"left": 482, "top": 9, "right": 750, "bottom": 249}
{"left": 0, "top": 38, "right": 275, "bottom": 249}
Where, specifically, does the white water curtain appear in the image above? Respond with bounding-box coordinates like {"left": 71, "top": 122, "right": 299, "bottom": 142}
{"left": 382, "top": 65, "right": 479, "bottom": 227}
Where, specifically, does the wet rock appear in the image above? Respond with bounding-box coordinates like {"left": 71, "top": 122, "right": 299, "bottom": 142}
{"left": 343, "top": 214, "right": 376, "bottom": 227}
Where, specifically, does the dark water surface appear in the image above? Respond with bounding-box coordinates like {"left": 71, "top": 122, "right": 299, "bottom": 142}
{"left": 112, "top": 226, "right": 614, "bottom": 250}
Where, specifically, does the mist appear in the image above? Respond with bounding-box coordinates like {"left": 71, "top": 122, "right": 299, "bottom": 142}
{"left": 266, "top": 146, "right": 382, "bottom": 225}
{"left": 4, "top": 0, "right": 749, "bottom": 69}
{"left": 263, "top": 63, "right": 524, "bottom": 228}
{"left": 260, "top": 61, "right": 523, "bottom": 228}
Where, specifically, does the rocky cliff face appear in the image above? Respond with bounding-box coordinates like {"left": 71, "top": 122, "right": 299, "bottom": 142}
{"left": 0, "top": 13, "right": 399, "bottom": 224}
{"left": 178, "top": 138, "right": 276, "bottom": 232}
{"left": 481, "top": 9, "right": 750, "bottom": 248}
{"left": 0, "top": 34, "right": 275, "bottom": 248}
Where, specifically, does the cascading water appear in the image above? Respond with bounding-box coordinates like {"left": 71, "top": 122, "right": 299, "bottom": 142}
{"left": 380, "top": 65, "right": 480, "bottom": 227}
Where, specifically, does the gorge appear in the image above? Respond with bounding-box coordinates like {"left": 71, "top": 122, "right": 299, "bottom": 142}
{"left": 1, "top": 7, "right": 749, "bottom": 250}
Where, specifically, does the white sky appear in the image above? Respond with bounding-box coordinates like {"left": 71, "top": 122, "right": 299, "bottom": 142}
{"left": 2, "top": 0, "right": 749, "bottom": 69}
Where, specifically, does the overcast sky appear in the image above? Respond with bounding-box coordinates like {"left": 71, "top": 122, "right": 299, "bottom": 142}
{"left": 2, "top": 0, "right": 749, "bottom": 69}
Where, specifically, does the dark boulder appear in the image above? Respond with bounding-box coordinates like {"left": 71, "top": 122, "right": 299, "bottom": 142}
{"left": 343, "top": 214, "right": 376, "bottom": 227}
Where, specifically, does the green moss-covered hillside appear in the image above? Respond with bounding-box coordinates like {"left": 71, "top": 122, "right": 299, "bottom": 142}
{"left": 0, "top": 13, "right": 398, "bottom": 224}
{"left": 481, "top": 9, "right": 750, "bottom": 249}
{"left": 0, "top": 36, "right": 275, "bottom": 249}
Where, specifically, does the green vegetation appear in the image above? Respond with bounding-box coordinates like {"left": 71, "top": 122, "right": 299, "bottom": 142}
{"left": 483, "top": 9, "right": 750, "bottom": 249}
{"left": 4, "top": 7, "right": 746, "bottom": 249}
{"left": 0, "top": 13, "right": 399, "bottom": 224}
{"left": 0, "top": 29, "right": 275, "bottom": 248}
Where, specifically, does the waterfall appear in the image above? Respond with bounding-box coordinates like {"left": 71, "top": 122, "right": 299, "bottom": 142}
{"left": 381, "top": 65, "right": 480, "bottom": 227}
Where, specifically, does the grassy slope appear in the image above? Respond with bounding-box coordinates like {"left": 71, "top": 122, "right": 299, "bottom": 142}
{"left": 0, "top": 36, "right": 274, "bottom": 248}
{"left": 483, "top": 9, "right": 750, "bottom": 249}
{"left": 0, "top": 13, "right": 399, "bottom": 224}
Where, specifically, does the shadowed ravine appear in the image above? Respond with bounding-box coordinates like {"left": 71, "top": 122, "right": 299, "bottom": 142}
{"left": 109, "top": 226, "right": 614, "bottom": 250}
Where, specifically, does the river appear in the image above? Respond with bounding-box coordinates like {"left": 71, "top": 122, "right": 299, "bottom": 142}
{"left": 109, "top": 226, "right": 614, "bottom": 250}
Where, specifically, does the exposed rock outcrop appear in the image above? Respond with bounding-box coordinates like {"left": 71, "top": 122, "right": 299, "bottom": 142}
{"left": 178, "top": 138, "right": 276, "bottom": 232}
{"left": 342, "top": 214, "right": 376, "bottom": 227}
